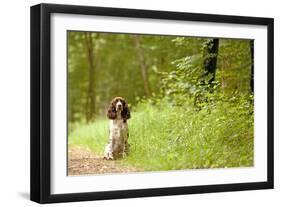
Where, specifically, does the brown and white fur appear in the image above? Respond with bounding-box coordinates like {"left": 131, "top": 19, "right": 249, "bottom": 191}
{"left": 104, "top": 97, "right": 130, "bottom": 160}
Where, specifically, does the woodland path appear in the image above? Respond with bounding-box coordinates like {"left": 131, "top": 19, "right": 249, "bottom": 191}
{"left": 68, "top": 146, "right": 139, "bottom": 175}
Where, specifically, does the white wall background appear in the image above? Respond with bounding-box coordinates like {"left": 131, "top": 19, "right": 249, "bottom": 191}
{"left": 0, "top": 0, "right": 279, "bottom": 206}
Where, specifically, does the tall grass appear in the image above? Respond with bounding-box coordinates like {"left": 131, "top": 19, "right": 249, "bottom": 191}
{"left": 68, "top": 98, "right": 253, "bottom": 171}
{"left": 68, "top": 119, "right": 108, "bottom": 154}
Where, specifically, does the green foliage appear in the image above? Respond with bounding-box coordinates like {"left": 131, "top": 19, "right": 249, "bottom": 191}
{"left": 69, "top": 32, "right": 253, "bottom": 121}
{"left": 158, "top": 37, "right": 252, "bottom": 110}
{"left": 129, "top": 97, "right": 253, "bottom": 170}
{"left": 217, "top": 39, "right": 252, "bottom": 94}
{"left": 69, "top": 95, "right": 253, "bottom": 170}
{"left": 158, "top": 53, "right": 204, "bottom": 106}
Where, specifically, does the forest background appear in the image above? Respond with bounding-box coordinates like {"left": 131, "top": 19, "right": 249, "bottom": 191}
{"left": 68, "top": 31, "right": 254, "bottom": 172}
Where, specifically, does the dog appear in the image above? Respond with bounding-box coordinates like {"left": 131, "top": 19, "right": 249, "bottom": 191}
{"left": 104, "top": 97, "right": 130, "bottom": 160}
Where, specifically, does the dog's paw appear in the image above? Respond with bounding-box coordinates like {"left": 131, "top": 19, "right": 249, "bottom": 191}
{"left": 103, "top": 154, "right": 114, "bottom": 160}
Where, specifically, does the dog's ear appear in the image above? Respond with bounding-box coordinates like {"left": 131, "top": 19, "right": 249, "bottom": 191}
{"left": 121, "top": 101, "right": 130, "bottom": 120}
{"left": 107, "top": 102, "right": 117, "bottom": 119}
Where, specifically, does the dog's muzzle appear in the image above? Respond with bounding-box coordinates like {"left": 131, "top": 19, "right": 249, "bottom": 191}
{"left": 116, "top": 101, "right": 123, "bottom": 111}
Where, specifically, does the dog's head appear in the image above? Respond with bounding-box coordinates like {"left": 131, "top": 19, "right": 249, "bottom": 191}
{"left": 107, "top": 97, "right": 130, "bottom": 121}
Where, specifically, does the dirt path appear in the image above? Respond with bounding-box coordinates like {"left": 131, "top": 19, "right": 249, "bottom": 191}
{"left": 68, "top": 146, "right": 139, "bottom": 176}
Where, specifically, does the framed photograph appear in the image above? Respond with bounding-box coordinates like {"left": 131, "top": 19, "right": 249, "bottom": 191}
{"left": 30, "top": 3, "right": 274, "bottom": 203}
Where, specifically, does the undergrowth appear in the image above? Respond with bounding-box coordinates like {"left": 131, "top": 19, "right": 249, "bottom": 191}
{"left": 68, "top": 96, "right": 253, "bottom": 172}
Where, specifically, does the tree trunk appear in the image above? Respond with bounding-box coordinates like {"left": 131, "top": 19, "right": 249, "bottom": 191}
{"left": 84, "top": 32, "right": 96, "bottom": 122}
{"left": 133, "top": 35, "right": 151, "bottom": 97}
{"left": 203, "top": 38, "right": 219, "bottom": 84}
{"left": 250, "top": 40, "right": 254, "bottom": 93}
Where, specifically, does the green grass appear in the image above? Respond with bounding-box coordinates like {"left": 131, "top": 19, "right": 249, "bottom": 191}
{"left": 68, "top": 99, "right": 254, "bottom": 172}
{"left": 69, "top": 118, "right": 108, "bottom": 154}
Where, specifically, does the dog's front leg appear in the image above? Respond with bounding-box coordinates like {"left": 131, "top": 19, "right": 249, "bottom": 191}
{"left": 104, "top": 138, "right": 114, "bottom": 160}
{"left": 121, "top": 143, "right": 127, "bottom": 158}
{"left": 122, "top": 131, "right": 129, "bottom": 158}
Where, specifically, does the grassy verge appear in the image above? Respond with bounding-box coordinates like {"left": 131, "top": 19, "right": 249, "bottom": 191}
{"left": 68, "top": 99, "right": 253, "bottom": 171}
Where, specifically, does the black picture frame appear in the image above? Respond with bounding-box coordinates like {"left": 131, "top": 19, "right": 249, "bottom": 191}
{"left": 30, "top": 3, "right": 274, "bottom": 204}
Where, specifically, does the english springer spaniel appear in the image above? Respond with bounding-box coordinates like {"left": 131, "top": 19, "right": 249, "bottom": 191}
{"left": 104, "top": 97, "right": 131, "bottom": 160}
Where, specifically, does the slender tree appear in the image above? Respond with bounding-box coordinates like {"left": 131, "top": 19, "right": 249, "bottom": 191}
{"left": 203, "top": 38, "right": 219, "bottom": 84}
{"left": 194, "top": 38, "right": 219, "bottom": 108}
{"left": 84, "top": 32, "right": 96, "bottom": 122}
{"left": 250, "top": 40, "right": 254, "bottom": 93}
{"left": 133, "top": 35, "right": 151, "bottom": 97}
